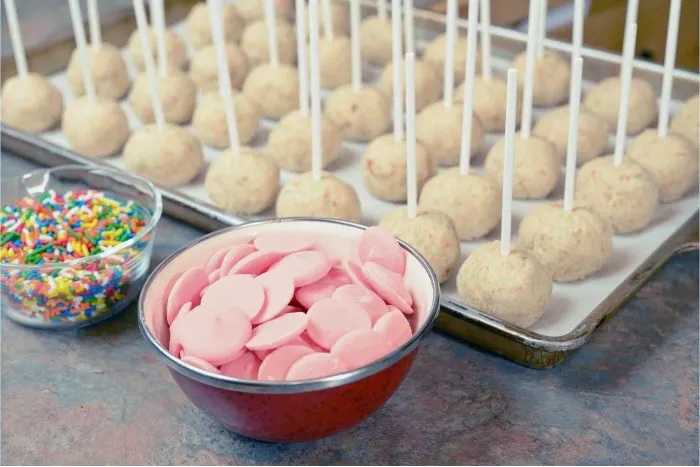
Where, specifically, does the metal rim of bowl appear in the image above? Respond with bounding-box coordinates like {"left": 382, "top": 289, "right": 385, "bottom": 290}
{"left": 138, "top": 217, "right": 441, "bottom": 395}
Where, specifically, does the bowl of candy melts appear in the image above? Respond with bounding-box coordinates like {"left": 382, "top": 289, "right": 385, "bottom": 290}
{"left": 1, "top": 165, "right": 162, "bottom": 329}
{"left": 139, "top": 218, "right": 440, "bottom": 442}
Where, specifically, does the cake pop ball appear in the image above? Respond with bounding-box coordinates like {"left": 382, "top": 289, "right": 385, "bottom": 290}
{"left": 315, "top": 36, "right": 352, "bottom": 89}
{"left": 236, "top": 0, "right": 293, "bottom": 23}
{"left": 670, "top": 94, "right": 699, "bottom": 147}
{"left": 361, "top": 134, "right": 436, "bottom": 202}
{"left": 123, "top": 124, "right": 205, "bottom": 187}
{"left": 456, "top": 241, "right": 552, "bottom": 328}
{"left": 512, "top": 50, "right": 570, "bottom": 107}
{"left": 1, "top": 73, "right": 63, "bottom": 133}
{"left": 419, "top": 167, "right": 501, "bottom": 241}
{"left": 379, "top": 58, "right": 442, "bottom": 111}
{"left": 379, "top": 206, "right": 460, "bottom": 284}
{"left": 241, "top": 18, "right": 297, "bottom": 67}
{"left": 359, "top": 16, "right": 392, "bottom": 66}
{"left": 67, "top": 44, "right": 130, "bottom": 100}
{"left": 484, "top": 135, "right": 560, "bottom": 199}
{"left": 192, "top": 92, "right": 260, "bottom": 148}
{"left": 127, "top": 27, "right": 187, "bottom": 72}
{"left": 533, "top": 105, "right": 610, "bottom": 165}
{"left": 324, "top": 85, "right": 390, "bottom": 141}
{"left": 575, "top": 155, "right": 659, "bottom": 233}
{"left": 242, "top": 64, "right": 299, "bottom": 119}
{"left": 185, "top": 2, "right": 245, "bottom": 49}
{"left": 267, "top": 110, "right": 341, "bottom": 171}
{"left": 456, "top": 76, "right": 522, "bottom": 133}
{"left": 627, "top": 129, "right": 698, "bottom": 202}
{"left": 416, "top": 102, "right": 484, "bottom": 167}
{"left": 276, "top": 172, "right": 362, "bottom": 223}
{"left": 423, "top": 33, "right": 477, "bottom": 84}
{"left": 190, "top": 42, "right": 249, "bottom": 91}
{"left": 519, "top": 202, "right": 613, "bottom": 282}
{"left": 312, "top": 0, "right": 350, "bottom": 37}
{"left": 62, "top": 96, "right": 130, "bottom": 159}
{"left": 205, "top": 148, "right": 280, "bottom": 214}
{"left": 129, "top": 71, "right": 197, "bottom": 124}
{"left": 584, "top": 77, "right": 658, "bottom": 135}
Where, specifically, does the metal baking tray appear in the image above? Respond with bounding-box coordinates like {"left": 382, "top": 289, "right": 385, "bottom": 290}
{"left": 2, "top": 0, "right": 698, "bottom": 368}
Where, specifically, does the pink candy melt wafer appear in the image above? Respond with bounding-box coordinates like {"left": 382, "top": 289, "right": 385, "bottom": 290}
{"left": 330, "top": 329, "right": 392, "bottom": 369}
{"left": 373, "top": 309, "right": 413, "bottom": 352}
{"left": 246, "top": 312, "right": 309, "bottom": 351}
{"left": 204, "top": 248, "right": 228, "bottom": 274}
{"left": 342, "top": 258, "right": 373, "bottom": 290}
{"left": 356, "top": 226, "right": 406, "bottom": 275}
{"left": 178, "top": 305, "right": 252, "bottom": 366}
{"left": 229, "top": 250, "right": 285, "bottom": 276}
{"left": 166, "top": 268, "right": 208, "bottom": 325}
{"left": 220, "top": 244, "right": 257, "bottom": 275}
{"left": 253, "top": 231, "right": 316, "bottom": 254}
{"left": 306, "top": 298, "right": 372, "bottom": 350}
{"left": 207, "top": 268, "right": 221, "bottom": 284}
{"left": 332, "top": 284, "right": 389, "bottom": 324}
{"left": 201, "top": 274, "right": 265, "bottom": 320}
{"left": 362, "top": 262, "right": 413, "bottom": 315}
{"left": 220, "top": 350, "right": 261, "bottom": 379}
{"left": 252, "top": 272, "right": 295, "bottom": 324}
{"left": 296, "top": 268, "right": 352, "bottom": 309}
{"left": 181, "top": 355, "right": 221, "bottom": 374}
{"left": 257, "top": 345, "right": 315, "bottom": 381}
{"left": 268, "top": 250, "right": 332, "bottom": 287}
{"left": 286, "top": 353, "right": 348, "bottom": 381}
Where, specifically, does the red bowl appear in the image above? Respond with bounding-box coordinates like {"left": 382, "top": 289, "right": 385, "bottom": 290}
{"left": 138, "top": 218, "right": 441, "bottom": 443}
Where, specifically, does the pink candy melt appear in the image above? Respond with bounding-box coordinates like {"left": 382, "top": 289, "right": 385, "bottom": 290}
{"left": 332, "top": 284, "right": 389, "bottom": 324}
{"left": 286, "top": 353, "right": 348, "bottom": 381}
{"left": 220, "top": 351, "right": 261, "bottom": 379}
{"left": 330, "top": 329, "right": 392, "bottom": 369}
{"left": 356, "top": 226, "right": 406, "bottom": 276}
{"left": 181, "top": 355, "right": 221, "bottom": 374}
{"left": 362, "top": 262, "right": 414, "bottom": 315}
{"left": 253, "top": 272, "right": 295, "bottom": 324}
{"left": 220, "top": 244, "right": 257, "bottom": 275}
{"left": 245, "top": 312, "right": 309, "bottom": 351}
{"left": 204, "top": 248, "right": 228, "bottom": 275}
{"left": 166, "top": 268, "right": 208, "bottom": 325}
{"left": 295, "top": 268, "right": 352, "bottom": 309}
{"left": 268, "top": 250, "right": 332, "bottom": 287}
{"left": 257, "top": 345, "right": 315, "bottom": 381}
{"left": 201, "top": 274, "right": 265, "bottom": 320}
{"left": 373, "top": 309, "right": 413, "bottom": 352}
{"left": 228, "top": 250, "right": 285, "bottom": 276}
{"left": 306, "top": 298, "right": 372, "bottom": 350}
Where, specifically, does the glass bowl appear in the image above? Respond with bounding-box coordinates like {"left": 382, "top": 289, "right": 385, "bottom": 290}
{"left": 1, "top": 165, "right": 163, "bottom": 329}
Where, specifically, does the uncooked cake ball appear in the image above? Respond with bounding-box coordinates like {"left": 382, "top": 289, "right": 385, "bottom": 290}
{"left": 1, "top": 73, "right": 63, "bottom": 133}
{"left": 670, "top": 94, "right": 699, "bottom": 147}
{"left": 419, "top": 168, "right": 501, "bottom": 240}
{"left": 267, "top": 110, "right": 341, "bottom": 172}
{"left": 276, "top": 172, "right": 361, "bottom": 222}
{"left": 316, "top": 36, "right": 352, "bottom": 89}
{"left": 584, "top": 77, "right": 657, "bottom": 134}
{"left": 186, "top": 2, "right": 245, "bottom": 49}
{"left": 242, "top": 64, "right": 299, "bottom": 119}
{"left": 512, "top": 50, "right": 570, "bottom": 107}
{"left": 422, "top": 33, "right": 477, "bottom": 84}
{"left": 627, "top": 129, "right": 698, "bottom": 202}
{"left": 484, "top": 135, "right": 560, "bottom": 199}
{"left": 123, "top": 124, "right": 204, "bottom": 187}
{"left": 519, "top": 202, "right": 613, "bottom": 282}
{"left": 127, "top": 27, "right": 187, "bottom": 72}
{"left": 129, "top": 71, "right": 197, "bottom": 124}
{"left": 62, "top": 96, "right": 130, "bottom": 159}
{"left": 67, "top": 44, "right": 130, "bottom": 100}
{"left": 456, "top": 241, "right": 552, "bottom": 328}
{"left": 533, "top": 105, "right": 610, "bottom": 165}
{"left": 241, "top": 18, "right": 297, "bottom": 67}
{"left": 360, "top": 16, "right": 392, "bottom": 66}
{"left": 379, "top": 58, "right": 442, "bottom": 111}
{"left": 416, "top": 102, "right": 484, "bottom": 167}
{"left": 324, "top": 85, "right": 390, "bottom": 141}
{"left": 190, "top": 42, "right": 248, "bottom": 91}
{"left": 456, "top": 76, "right": 522, "bottom": 133}
{"left": 205, "top": 147, "right": 279, "bottom": 214}
{"left": 361, "top": 134, "right": 436, "bottom": 202}
{"left": 379, "top": 206, "right": 461, "bottom": 284}
{"left": 192, "top": 91, "right": 260, "bottom": 148}
{"left": 575, "top": 155, "right": 659, "bottom": 233}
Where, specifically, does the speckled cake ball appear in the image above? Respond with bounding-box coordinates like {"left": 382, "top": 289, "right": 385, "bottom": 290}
{"left": 419, "top": 168, "right": 501, "bottom": 241}
{"left": 242, "top": 64, "right": 299, "bottom": 119}
{"left": 123, "top": 124, "right": 204, "bottom": 187}
{"left": 62, "top": 96, "right": 130, "bottom": 159}
{"left": 127, "top": 27, "right": 187, "bottom": 72}
{"left": 457, "top": 241, "right": 553, "bottom": 328}
{"left": 584, "top": 77, "right": 657, "bottom": 135}
{"left": 241, "top": 18, "right": 297, "bottom": 67}
{"left": 316, "top": 36, "right": 352, "bottom": 89}
{"left": 361, "top": 134, "right": 436, "bottom": 202}
{"left": 267, "top": 110, "right": 341, "bottom": 172}
{"left": 379, "top": 58, "right": 442, "bottom": 111}
{"left": 422, "top": 33, "right": 477, "bottom": 84}
{"left": 456, "top": 76, "right": 522, "bottom": 133}
{"left": 533, "top": 105, "right": 610, "bottom": 165}
{"left": 575, "top": 155, "right": 659, "bottom": 233}
{"left": 190, "top": 42, "right": 248, "bottom": 91}
{"left": 670, "top": 94, "right": 699, "bottom": 147}
{"left": 129, "top": 71, "right": 197, "bottom": 124}
{"left": 484, "top": 135, "right": 560, "bottom": 199}
{"left": 192, "top": 91, "right": 260, "bottom": 149}
{"left": 416, "top": 102, "right": 484, "bottom": 167}
{"left": 359, "top": 16, "right": 392, "bottom": 66}
{"left": 276, "top": 172, "right": 361, "bottom": 223}
{"left": 67, "top": 44, "right": 130, "bottom": 100}
{"left": 512, "top": 50, "right": 570, "bottom": 107}
{"left": 324, "top": 85, "right": 390, "bottom": 141}
{"left": 205, "top": 147, "right": 279, "bottom": 214}
{"left": 379, "top": 206, "right": 461, "bottom": 284}
{"left": 186, "top": 2, "right": 245, "bottom": 49}
{"left": 1, "top": 73, "right": 63, "bottom": 134}
{"left": 519, "top": 201, "right": 613, "bottom": 282}
{"left": 627, "top": 129, "right": 698, "bottom": 202}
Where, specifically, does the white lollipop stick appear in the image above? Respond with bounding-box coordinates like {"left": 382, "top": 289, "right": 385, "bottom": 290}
{"left": 572, "top": 0, "right": 584, "bottom": 57}
{"left": 479, "top": 0, "right": 492, "bottom": 80}
{"left": 458, "top": 0, "right": 479, "bottom": 175}
{"left": 658, "top": 0, "right": 682, "bottom": 137}
{"left": 4, "top": 0, "right": 28, "bottom": 77}
{"left": 405, "top": 52, "right": 417, "bottom": 219}
{"left": 295, "top": 0, "right": 310, "bottom": 115}
{"left": 391, "top": 0, "right": 404, "bottom": 142}
{"left": 500, "top": 68, "right": 518, "bottom": 257}
{"left": 613, "top": 22, "right": 637, "bottom": 167}
{"left": 404, "top": 0, "right": 415, "bottom": 54}
{"left": 309, "top": 0, "right": 324, "bottom": 181}
{"left": 520, "top": 0, "right": 540, "bottom": 139}
{"left": 133, "top": 0, "right": 165, "bottom": 130}
{"left": 264, "top": 0, "right": 280, "bottom": 67}
{"left": 322, "top": 0, "right": 334, "bottom": 40}
{"left": 350, "top": 0, "right": 362, "bottom": 92}
{"left": 151, "top": 0, "right": 168, "bottom": 77}
{"left": 564, "top": 56, "right": 583, "bottom": 213}
{"left": 442, "top": 0, "right": 457, "bottom": 107}
{"left": 536, "top": 0, "right": 548, "bottom": 58}
{"left": 378, "top": 0, "right": 387, "bottom": 21}
{"left": 624, "top": 0, "right": 640, "bottom": 35}
{"left": 87, "top": 0, "right": 102, "bottom": 49}
{"left": 68, "top": 0, "right": 96, "bottom": 103}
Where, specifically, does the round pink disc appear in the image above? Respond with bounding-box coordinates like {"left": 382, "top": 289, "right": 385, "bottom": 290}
{"left": 295, "top": 268, "right": 352, "bottom": 309}
{"left": 200, "top": 274, "right": 265, "bottom": 320}
{"left": 356, "top": 226, "right": 406, "bottom": 276}
{"left": 257, "top": 345, "right": 315, "bottom": 381}
{"left": 306, "top": 298, "right": 372, "bottom": 350}
{"left": 166, "top": 268, "right": 208, "bottom": 325}
{"left": 342, "top": 258, "right": 373, "bottom": 290}
{"left": 229, "top": 250, "right": 285, "bottom": 276}
{"left": 268, "top": 250, "right": 332, "bottom": 287}
{"left": 219, "top": 244, "right": 257, "bottom": 276}
{"left": 286, "top": 353, "right": 348, "bottom": 381}
{"left": 361, "top": 262, "right": 413, "bottom": 314}
{"left": 330, "top": 329, "right": 392, "bottom": 370}
{"left": 373, "top": 308, "right": 413, "bottom": 352}
{"left": 204, "top": 248, "right": 228, "bottom": 275}
{"left": 245, "top": 312, "right": 309, "bottom": 351}
{"left": 207, "top": 268, "right": 221, "bottom": 285}
{"left": 332, "top": 284, "right": 389, "bottom": 324}
{"left": 181, "top": 355, "right": 221, "bottom": 374}
{"left": 253, "top": 231, "right": 316, "bottom": 254}
{"left": 252, "top": 272, "right": 295, "bottom": 324}
{"left": 219, "top": 350, "right": 261, "bottom": 379}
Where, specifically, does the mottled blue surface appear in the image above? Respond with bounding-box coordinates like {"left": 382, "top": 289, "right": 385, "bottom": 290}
{"left": 2, "top": 154, "right": 698, "bottom": 465}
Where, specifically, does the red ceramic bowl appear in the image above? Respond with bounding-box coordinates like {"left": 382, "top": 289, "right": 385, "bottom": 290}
{"left": 138, "top": 218, "right": 440, "bottom": 442}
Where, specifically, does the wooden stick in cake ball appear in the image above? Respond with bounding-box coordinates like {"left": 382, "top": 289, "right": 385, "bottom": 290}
{"left": 359, "top": 0, "right": 393, "bottom": 66}
{"left": 317, "top": 0, "right": 352, "bottom": 88}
